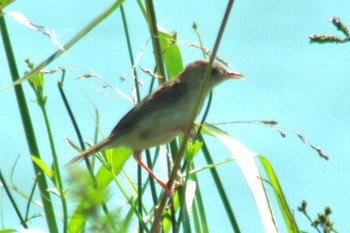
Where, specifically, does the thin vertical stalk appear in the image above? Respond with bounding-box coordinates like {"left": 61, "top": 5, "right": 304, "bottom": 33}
{"left": 137, "top": 164, "right": 143, "bottom": 233}
{"left": 145, "top": 0, "right": 166, "bottom": 81}
{"left": 58, "top": 77, "right": 116, "bottom": 231}
{"left": 24, "top": 174, "right": 39, "bottom": 223}
{"left": 0, "top": 16, "right": 59, "bottom": 233}
{"left": 200, "top": 134, "right": 240, "bottom": 232}
{"left": 120, "top": 5, "right": 149, "bottom": 232}
{"left": 0, "top": 171, "right": 28, "bottom": 228}
{"left": 150, "top": 1, "right": 236, "bottom": 232}
{"left": 177, "top": 164, "right": 193, "bottom": 233}
{"left": 120, "top": 5, "right": 141, "bottom": 102}
{"left": 193, "top": 23, "right": 208, "bottom": 60}
{"left": 196, "top": 92, "right": 213, "bottom": 139}
{"left": 191, "top": 170, "right": 209, "bottom": 233}
{"left": 194, "top": 22, "right": 214, "bottom": 138}
{"left": 145, "top": 149, "right": 159, "bottom": 204}
{"left": 40, "top": 106, "right": 68, "bottom": 233}
{"left": 25, "top": 63, "right": 68, "bottom": 232}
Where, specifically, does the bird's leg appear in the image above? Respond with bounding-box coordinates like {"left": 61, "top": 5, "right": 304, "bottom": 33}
{"left": 133, "top": 151, "right": 167, "bottom": 189}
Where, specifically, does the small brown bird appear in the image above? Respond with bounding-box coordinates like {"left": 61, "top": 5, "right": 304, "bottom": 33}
{"left": 70, "top": 60, "right": 243, "bottom": 187}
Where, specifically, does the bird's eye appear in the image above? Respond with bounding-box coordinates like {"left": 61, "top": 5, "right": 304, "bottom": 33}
{"left": 210, "top": 68, "right": 219, "bottom": 76}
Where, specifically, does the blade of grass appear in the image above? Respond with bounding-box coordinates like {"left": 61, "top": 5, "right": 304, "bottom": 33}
{"left": 145, "top": 0, "right": 166, "bottom": 83}
{"left": 0, "top": 16, "right": 58, "bottom": 233}
{"left": 120, "top": 4, "right": 141, "bottom": 101}
{"left": 0, "top": 0, "right": 125, "bottom": 91}
{"left": 191, "top": 199, "right": 201, "bottom": 233}
{"left": 24, "top": 174, "right": 40, "bottom": 225}
{"left": 190, "top": 164, "right": 209, "bottom": 233}
{"left": 59, "top": 73, "right": 118, "bottom": 232}
{"left": 119, "top": 5, "right": 155, "bottom": 231}
{"left": 258, "top": 155, "right": 299, "bottom": 232}
{"left": 26, "top": 59, "right": 68, "bottom": 233}
{"left": 177, "top": 180, "right": 196, "bottom": 233}
{"left": 0, "top": 170, "right": 28, "bottom": 228}
{"left": 202, "top": 123, "right": 278, "bottom": 233}
{"left": 109, "top": 171, "right": 149, "bottom": 232}
{"left": 39, "top": 100, "right": 68, "bottom": 233}
{"left": 199, "top": 134, "right": 240, "bottom": 232}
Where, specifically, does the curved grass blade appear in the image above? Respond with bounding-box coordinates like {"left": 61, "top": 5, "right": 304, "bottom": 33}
{"left": 258, "top": 155, "right": 299, "bottom": 232}
{"left": 201, "top": 123, "right": 278, "bottom": 233}
{"left": 1, "top": 0, "right": 125, "bottom": 91}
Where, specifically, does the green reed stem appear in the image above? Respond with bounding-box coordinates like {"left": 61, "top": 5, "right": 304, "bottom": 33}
{"left": 0, "top": 16, "right": 59, "bottom": 233}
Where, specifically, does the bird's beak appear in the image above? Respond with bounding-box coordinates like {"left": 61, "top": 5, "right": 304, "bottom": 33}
{"left": 226, "top": 71, "right": 244, "bottom": 80}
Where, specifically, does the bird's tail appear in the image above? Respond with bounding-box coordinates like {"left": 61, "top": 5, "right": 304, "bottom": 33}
{"left": 68, "top": 138, "right": 111, "bottom": 164}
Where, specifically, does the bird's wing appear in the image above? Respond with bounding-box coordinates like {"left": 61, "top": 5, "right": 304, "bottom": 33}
{"left": 110, "top": 80, "right": 187, "bottom": 137}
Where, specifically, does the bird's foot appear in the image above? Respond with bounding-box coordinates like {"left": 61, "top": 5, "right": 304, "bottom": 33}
{"left": 157, "top": 176, "right": 182, "bottom": 190}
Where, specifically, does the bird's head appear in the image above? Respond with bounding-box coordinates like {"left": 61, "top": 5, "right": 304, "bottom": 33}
{"left": 179, "top": 60, "right": 243, "bottom": 91}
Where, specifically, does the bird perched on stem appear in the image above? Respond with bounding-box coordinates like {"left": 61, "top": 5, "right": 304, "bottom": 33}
{"left": 69, "top": 60, "right": 243, "bottom": 188}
